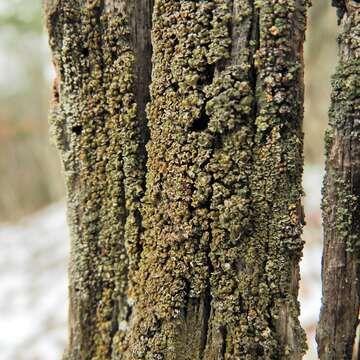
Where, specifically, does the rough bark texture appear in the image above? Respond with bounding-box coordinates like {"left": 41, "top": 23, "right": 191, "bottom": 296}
{"left": 45, "top": 1, "right": 152, "bottom": 358}
{"left": 45, "top": 0, "right": 308, "bottom": 359}
{"left": 316, "top": 1, "right": 360, "bottom": 359}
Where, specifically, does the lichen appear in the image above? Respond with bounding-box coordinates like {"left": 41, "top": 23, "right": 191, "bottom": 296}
{"left": 317, "top": 5, "right": 360, "bottom": 358}
{"left": 126, "top": 0, "right": 307, "bottom": 359}
{"left": 247, "top": 1, "right": 308, "bottom": 357}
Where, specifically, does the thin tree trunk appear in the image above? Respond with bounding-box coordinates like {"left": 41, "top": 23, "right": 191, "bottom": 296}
{"left": 45, "top": 0, "right": 308, "bottom": 359}
{"left": 316, "top": 3, "right": 360, "bottom": 359}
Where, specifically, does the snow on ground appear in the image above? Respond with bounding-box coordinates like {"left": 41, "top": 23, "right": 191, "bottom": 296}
{"left": 0, "top": 166, "right": 324, "bottom": 359}
{"left": 0, "top": 202, "right": 68, "bottom": 360}
{"left": 300, "top": 165, "right": 324, "bottom": 360}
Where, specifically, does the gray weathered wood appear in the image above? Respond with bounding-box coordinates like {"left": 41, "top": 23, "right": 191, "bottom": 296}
{"left": 316, "top": 2, "right": 360, "bottom": 359}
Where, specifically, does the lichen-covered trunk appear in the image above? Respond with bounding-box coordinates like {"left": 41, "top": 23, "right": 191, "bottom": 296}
{"left": 316, "top": 2, "right": 360, "bottom": 359}
{"left": 45, "top": 0, "right": 307, "bottom": 359}
{"left": 45, "top": 1, "right": 153, "bottom": 358}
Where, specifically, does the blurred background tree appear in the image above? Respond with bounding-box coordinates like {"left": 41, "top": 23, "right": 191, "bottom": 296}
{"left": 0, "top": 0, "right": 64, "bottom": 221}
{"left": 304, "top": 0, "right": 337, "bottom": 164}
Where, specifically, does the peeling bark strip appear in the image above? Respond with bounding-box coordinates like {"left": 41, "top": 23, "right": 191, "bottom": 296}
{"left": 45, "top": 0, "right": 307, "bottom": 359}
{"left": 316, "top": 2, "right": 360, "bottom": 359}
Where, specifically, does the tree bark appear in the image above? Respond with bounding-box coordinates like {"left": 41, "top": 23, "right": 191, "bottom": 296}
{"left": 45, "top": 0, "right": 308, "bottom": 359}
{"left": 45, "top": 1, "right": 152, "bottom": 358}
{"left": 316, "top": 2, "right": 360, "bottom": 359}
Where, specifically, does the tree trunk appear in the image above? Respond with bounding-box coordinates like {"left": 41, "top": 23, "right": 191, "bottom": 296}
{"left": 45, "top": 1, "right": 152, "bottom": 358}
{"left": 45, "top": 0, "right": 308, "bottom": 359}
{"left": 316, "top": 2, "right": 360, "bottom": 359}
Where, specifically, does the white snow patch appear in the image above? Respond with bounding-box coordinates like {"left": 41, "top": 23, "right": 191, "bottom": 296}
{"left": 0, "top": 202, "right": 69, "bottom": 360}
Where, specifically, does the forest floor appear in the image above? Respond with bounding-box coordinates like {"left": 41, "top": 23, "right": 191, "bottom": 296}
{"left": 0, "top": 166, "right": 323, "bottom": 360}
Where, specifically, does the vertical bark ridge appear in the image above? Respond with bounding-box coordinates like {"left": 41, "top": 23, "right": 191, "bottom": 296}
{"left": 204, "top": 0, "right": 308, "bottom": 358}
{"left": 45, "top": 1, "right": 152, "bottom": 358}
{"left": 316, "top": 2, "right": 360, "bottom": 358}
{"left": 247, "top": 0, "right": 308, "bottom": 358}
{"left": 203, "top": 0, "right": 260, "bottom": 358}
{"left": 126, "top": 3, "right": 236, "bottom": 357}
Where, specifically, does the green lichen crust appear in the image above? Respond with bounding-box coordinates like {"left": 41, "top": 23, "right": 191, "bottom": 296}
{"left": 125, "top": 0, "right": 307, "bottom": 359}
{"left": 45, "top": 1, "right": 149, "bottom": 358}
{"left": 316, "top": 2, "right": 360, "bottom": 359}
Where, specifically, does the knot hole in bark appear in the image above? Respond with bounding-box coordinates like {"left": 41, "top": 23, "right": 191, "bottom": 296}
{"left": 81, "top": 47, "right": 89, "bottom": 57}
{"left": 72, "top": 125, "right": 83, "bottom": 135}
{"left": 190, "top": 108, "right": 210, "bottom": 132}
